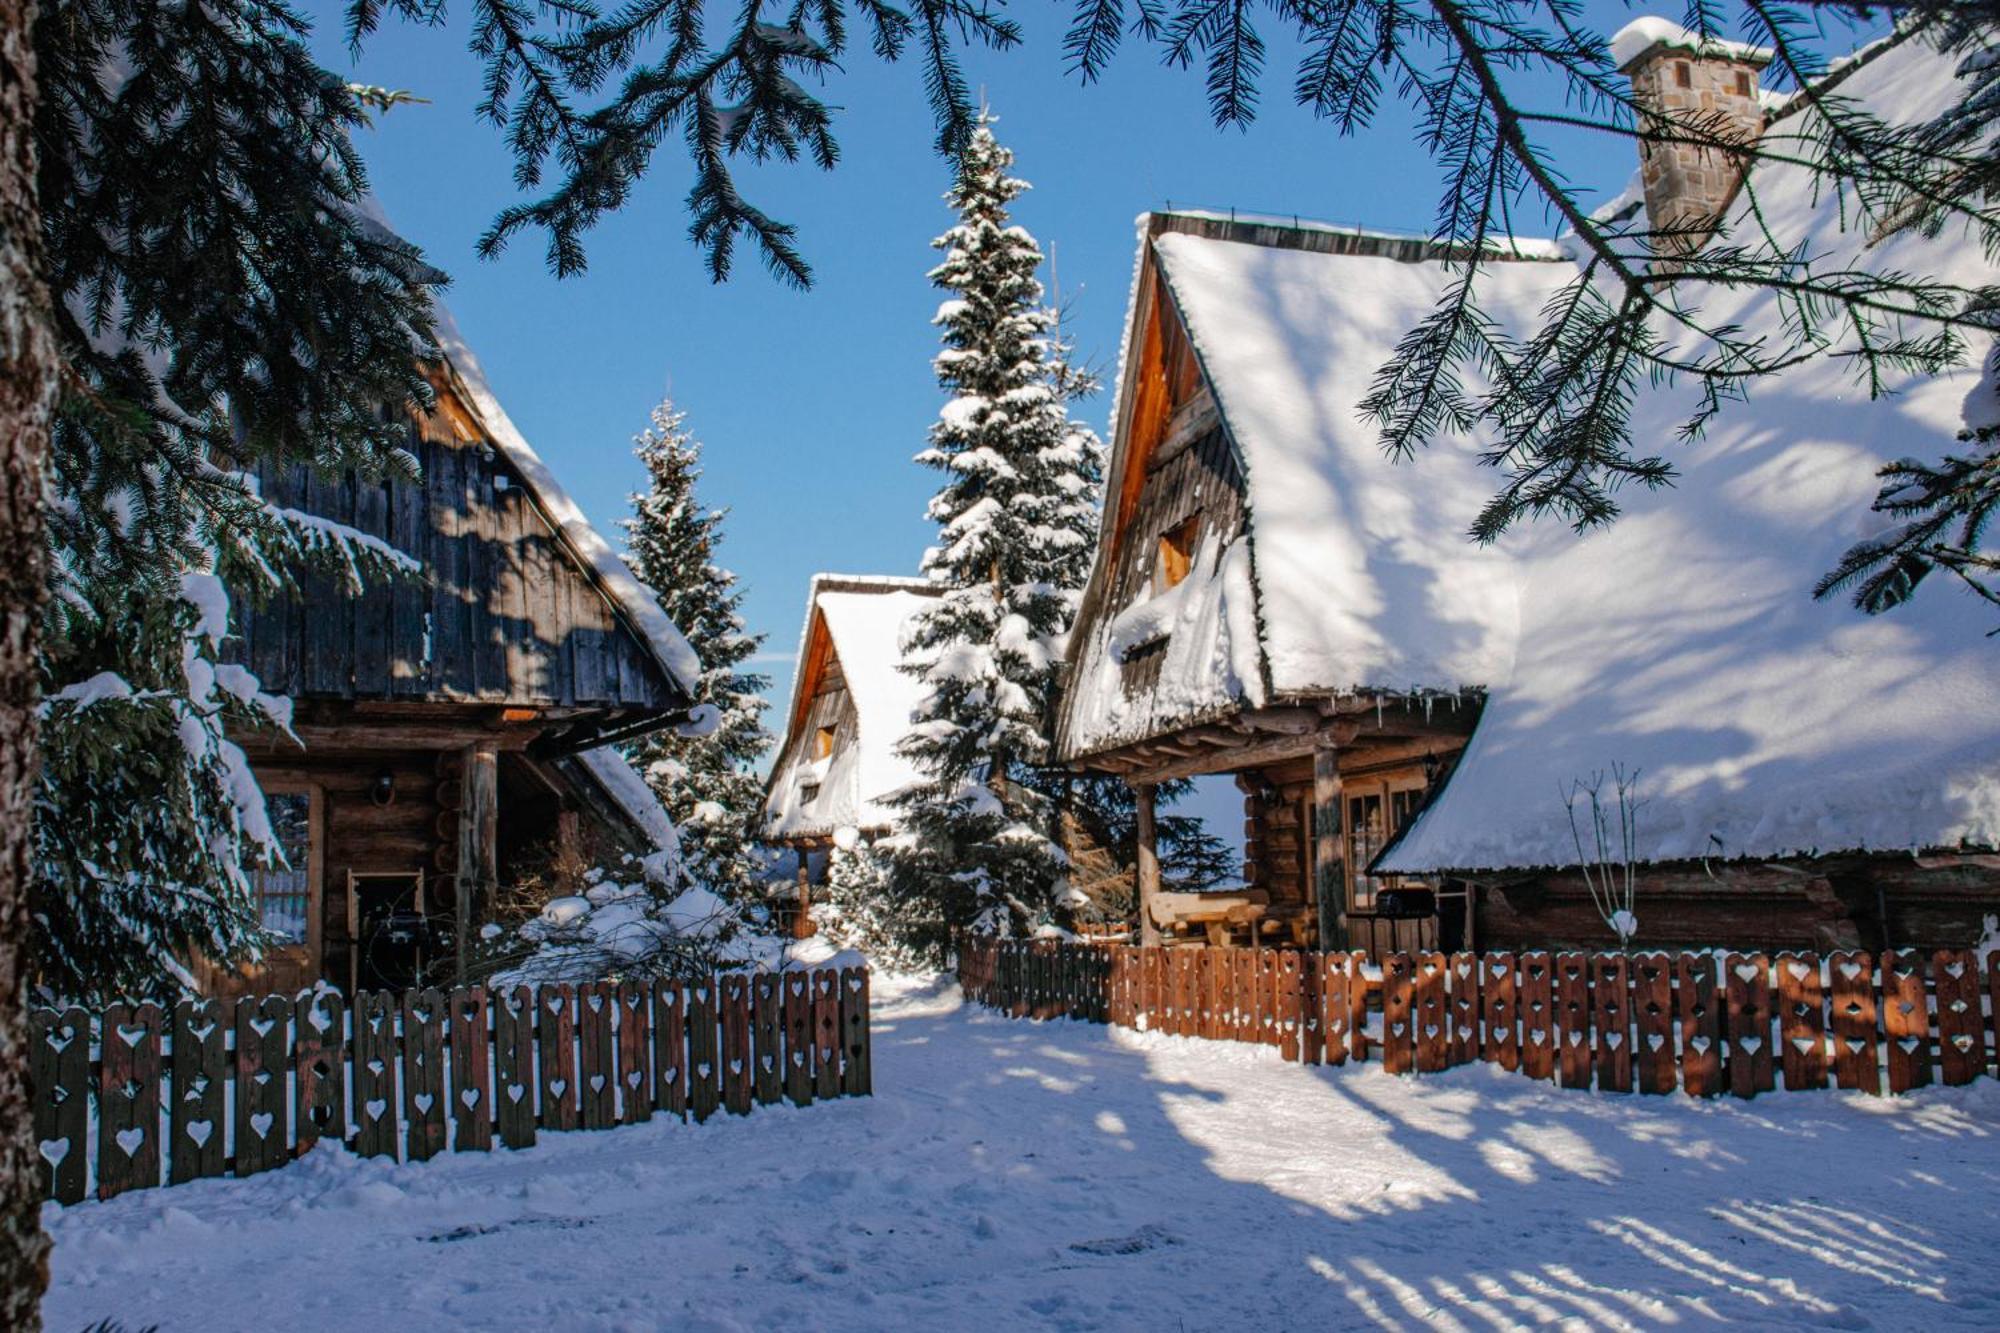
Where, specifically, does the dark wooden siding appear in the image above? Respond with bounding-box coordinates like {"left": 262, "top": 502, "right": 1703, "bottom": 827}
{"left": 231, "top": 414, "right": 679, "bottom": 709}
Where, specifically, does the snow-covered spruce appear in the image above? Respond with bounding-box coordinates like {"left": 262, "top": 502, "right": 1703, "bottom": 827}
{"left": 617, "top": 399, "right": 773, "bottom": 902}
{"left": 880, "top": 116, "right": 1105, "bottom": 962}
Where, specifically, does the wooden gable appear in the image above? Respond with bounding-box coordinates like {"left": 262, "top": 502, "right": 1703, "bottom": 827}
{"left": 230, "top": 376, "right": 682, "bottom": 713}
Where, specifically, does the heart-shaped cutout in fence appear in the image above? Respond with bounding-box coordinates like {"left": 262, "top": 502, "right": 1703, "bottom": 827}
{"left": 506, "top": 1085, "right": 526, "bottom": 1104}
{"left": 1839, "top": 961, "right": 1863, "bottom": 980}
{"left": 184, "top": 1119, "right": 213, "bottom": 1147}
{"left": 461, "top": 1088, "right": 481, "bottom": 1109}
{"left": 39, "top": 1139, "right": 68, "bottom": 1168}
{"left": 116, "top": 1023, "right": 148, "bottom": 1048}
{"left": 249, "top": 1112, "right": 274, "bottom": 1140}
{"left": 547, "top": 1079, "right": 567, "bottom": 1098}
{"left": 364, "top": 1098, "right": 388, "bottom": 1122}
{"left": 1786, "top": 961, "right": 1811, "bottom": 982}
{"left": 115, "top": 1127, "right": 146, "bottom": 1158}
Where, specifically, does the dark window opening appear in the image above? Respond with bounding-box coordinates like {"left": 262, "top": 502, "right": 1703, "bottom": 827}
{"left": 1674, "top": 62, "right": 1691, "bottom": 88}
{"left": 1159, "top": 514, "right": 1201, "bottom": 590}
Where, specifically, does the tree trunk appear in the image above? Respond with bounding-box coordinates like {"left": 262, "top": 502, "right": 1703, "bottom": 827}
{"left": 0, "top": 0, "right": 54, "bottom": 1323}
{"left": 1132, "top": 782, "right": 1160, "bottom": 946}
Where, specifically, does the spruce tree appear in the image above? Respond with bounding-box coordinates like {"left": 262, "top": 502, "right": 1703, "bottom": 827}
{"left": 619, "top": 399, "right": 772, "bottom": 900}
{"left": 881, "top": 116, "right": 1104, "bottom": 962}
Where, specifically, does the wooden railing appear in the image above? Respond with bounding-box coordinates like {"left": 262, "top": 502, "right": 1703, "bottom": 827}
{"left": 957, "top": 938, "right": 2000, "bottom": 1098}
{"left": 30, "top": 966, "right": 872, "bottom": 1206}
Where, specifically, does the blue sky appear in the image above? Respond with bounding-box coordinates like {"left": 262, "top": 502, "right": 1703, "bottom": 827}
{"left": 308, "top": 1, "right": 1874, "bottom": 820}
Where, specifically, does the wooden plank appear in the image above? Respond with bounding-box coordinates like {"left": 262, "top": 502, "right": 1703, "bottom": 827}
{"left": 97, "top": 1001, "right": 163, "bottom": 1200}
{"left": 1882, "top": 950, "right": 1931, "bottom": 1094}
{"left": 721, "top": 973, "right": 754, "bottom": 1115}
{"left": 169, "top": 999, "right": 228, "bottom": 1183}
{"left": 1139, "top": 947, "right": 1162, "bottom": 1033}
{"left": 1299, "top": 951, "right": 1323, "bottom": 1064}
{"left": 687, "top": 978, "right": 722, "bottom": 1122}
{"left": 32, "top": 1006, "right": 90, "bottom": 1203}
{"left": 1380, "top": 953, "right": 1415, "bottom": 1075}
{"left": 1519, "top": 952, "right": 1555, "bottom": 1082}
{"left": 1191, "top": 947, "right": 1214, "bottom": 1040}
{"left": 617, "top": 981, "right": 655, "bottom": 1123}
{"left": 1261, "top": 949, "right": 1284, "bottom": 1047}
{"left": 1933, "top": 949, "right": 1984, "bottom": 1087}
{"left": 1591, "top": 953, "right": 1633, "bottom": 1093}
{"left": 494, "top": 986, "right": 538, "bottom": 1150}
{"left": 1242, "top": 948, "right": 1267, "bottom": 1046}
{"left": 234, "top": 994, "right": 291, "bottom": 1177}
{"left": 1276, "top": 950, "right": 1304, "bottom": 1062}
{"left": 781, "top": 971, "right": 814, "bottom": 1107}
{"left": 1319, "top": 953, "right": 1351, "bottom": 1065}
{"left": 352, "top": 991, "right": 401, "bottom": 1159}
{"left": 1828, "top": 951, "right": 1881, "bottom": 1095}
{"left": 1775, "top": 953, "right": 1828, "bottom": 1092}
{"left": 1989, "top": 950, "right": 2000, "bottom": 1082}
{"left": 1631, "top": 953, "right": 1676, "bottom": 1095}
{"left": 577, "top": 982, "right": 618, "bottom": 1130}
{"left": 841, "top": 966, "right": 873, "bottom": 1096}
{"left": 1108, "top": 945, "right": 1130, "bottom": 1028}
{"left": 449, "top": 986, "right": 494, "bottom": 1151}
{"left": 652, "top": 979, "right": 690, "bottom": 1120}
{"left": 1722, "top": 954, "right": 1775, "bottom": 1099}
{"left": 295, "top": 991, "right": 346, "bottom": 1156}
{"left": 1483, "top": 953, "right": 1519, "bottom": 1072}
{"left": 389, "top": 465, "right": 426, "bottom": 695}
{"left": 1675, "top": 954, "right": 1722, "bottom": 1098}
{"left": 1413, "top": 952, "right": 1447, "bottom": 1074}
{"left": 352, "top": 470, "right": 392, "bottom": 694}
{"left": 402, "top": 988, "right": 447, "bottom": 1161}
{"left": 1447, "top": 953, "right": 1479, "bottom": 1067}
{"left": 1348, "top": 951, "right": 1373, "bottom": 1063}
{"left": 1555, "top": 953, "right": 1592, "bottom": 1090}
{"left": 813, "top": 969, "right": 843, "bottom": 1101}
{"left": 538, "top": 984, "right": 580, "bottom": 1131}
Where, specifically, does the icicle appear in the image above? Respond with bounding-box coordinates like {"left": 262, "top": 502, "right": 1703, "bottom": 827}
{"left": 1375, "top": 692, "right": 1384, "bottom": 728}
{"left": 1424, "top": 693, "right": 1434, "bottom": 724}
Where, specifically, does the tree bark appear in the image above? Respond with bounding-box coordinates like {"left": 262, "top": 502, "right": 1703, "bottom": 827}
{"left": 455, "top": 744, "right": 498, "bottom": 979}
{"left": 0, "top": 0, "right": 53, "bottom": 1323}
{"left": 1132, "top": 782, "right": 1160, "bottom": 946}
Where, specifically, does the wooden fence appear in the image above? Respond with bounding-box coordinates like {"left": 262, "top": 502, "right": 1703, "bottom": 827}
{"left": 30, "top": 967, "right": 872, "bottom": 1206}
{"left": 957, "top": 938, "right": 2000, "bottom": 1099}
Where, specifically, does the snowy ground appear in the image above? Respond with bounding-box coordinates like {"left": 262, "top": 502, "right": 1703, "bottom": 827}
{"left": 44, "top": 974, "right": 2000, "bottom": 1331}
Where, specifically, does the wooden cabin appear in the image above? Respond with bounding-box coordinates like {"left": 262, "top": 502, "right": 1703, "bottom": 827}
{"left": 1061, "top": 23, "right": 2000, "bottom": 958}
{"left": 761, "top": 575, "right": 938, "bottom": 933}
{"left": 207, "top": 308, "right": 701, "bottom": 996}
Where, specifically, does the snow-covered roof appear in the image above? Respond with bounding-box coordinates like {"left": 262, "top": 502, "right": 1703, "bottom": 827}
{"left": 428, "top": 302, "right": 702, "bottom": 700}
{"left": 1075, "top": 26, "right": 2000, "bottom": 871}
{"left": 764, "top": 575, "right": 939, "bottom": 838}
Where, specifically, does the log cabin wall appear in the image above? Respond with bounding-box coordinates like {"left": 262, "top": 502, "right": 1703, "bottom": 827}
{"left": 229, "top": 395, "right": 679, "bottom": 711}
{"left": 1474, "top": 854, "right": 2000, "bottom": 954}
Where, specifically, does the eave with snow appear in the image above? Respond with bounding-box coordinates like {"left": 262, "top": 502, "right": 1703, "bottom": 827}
{"left": 759, "top": 575, "right": 939, "bottom": 922}
{"left": 210, "top": 303, "right": 701, "bottom": 998}
{"left": 1061, "top": 20, "right": 2000, "bottom": 957}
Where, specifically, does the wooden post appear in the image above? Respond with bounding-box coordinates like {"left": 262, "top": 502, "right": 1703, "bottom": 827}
{"left": 456, "top": 743, "right": 499, "bottom": 979}
{"left": 1312, "top": 743, "right": 1345, "bottom": 951}
{"left": 1133, "top": 782, "right": 1161, "bottom": 946}
{"left": 793, "top": 851, "right": 816, "bottom": 939}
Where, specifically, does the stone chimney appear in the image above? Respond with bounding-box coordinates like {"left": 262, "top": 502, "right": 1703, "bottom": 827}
{"left": 1613, "top": 18, "right": 1772, "bottom": 257}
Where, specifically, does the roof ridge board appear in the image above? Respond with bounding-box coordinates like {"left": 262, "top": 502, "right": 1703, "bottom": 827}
{"left": 1146, "top": 210, "right": 1568, "bottom": 264}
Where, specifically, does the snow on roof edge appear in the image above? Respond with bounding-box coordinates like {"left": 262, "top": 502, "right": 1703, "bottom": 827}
{"left": 574, "top": 745, "right": 682, "bottom": 858}
{"left": 1610, "top": 16, "right": 1773, "bottom": 70}
{"left": 428, "top": 300, "right": 703, "bottom": 700}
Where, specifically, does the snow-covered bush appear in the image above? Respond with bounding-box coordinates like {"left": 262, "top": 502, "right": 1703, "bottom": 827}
{"left": 479, "top": 853, "right": 756, "bottom": 986}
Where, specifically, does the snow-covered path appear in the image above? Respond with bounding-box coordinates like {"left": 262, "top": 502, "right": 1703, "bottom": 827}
{"left": 44, "top": 974, "right": 2000, "bottom": 1331}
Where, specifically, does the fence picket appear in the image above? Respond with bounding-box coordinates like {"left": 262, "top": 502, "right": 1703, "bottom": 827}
{"left": 1277, "top": 951, "right": 1304, "bottom": 1062}
{"left": 170, "top": 999, "right": 228, "bottom": 1182}
{"left": 1775, "top": 953, "right": 1827, "bottom": 1092}
{"left": 618, "top": 981, "right": 654, "bottom": 1123}
{"left": 687, "top": 979, "right": 721, "bottom": 1122}
{"left": 538, "top": 985, "right": 580, "bottom": 1132}
{"left": 1519, "top": 953, "right": 1554, "bottom": 1081}
{"left": 1320, "top": 954, "right": 1351, "bottom": 1065}
{"left": 1882, "top": 951, "right": 1931, "bottom": 1094}
{"left": 97, "top": 1001, "right": 163, "bottom": 1201}
{"left": 1381, "top": 953, "right": 1415, "bottom": 1075}
{"left": 1675, "top": 955, "right": 1721, "bottom": 1098}
{"left": 841, "top": 966, "right": 873, "bottom": 1096}
{"left": 577, "top": 983, "right": 618, "bottom": 1130}
{"left": 1555, "top": 953, "right": 1592, "bottom": 1091}
{"left": 296, "top": 991, "right": 347, "bottom": 1156}
{"left": 813, "top": 970, "right": 843, "bottom": 1101}
{"left": 1447, "top": 953, "right": 1479, "bottom": 1067}
{"left": 652, "top": 979, "right": 690, "bottom": 1121}
{"left": 1414, "top": 952, "right": 1447, "bottom": 1074}
{"left": 751, "top": 974, "right": 782, "bottom": 1107}
{"left": 401, "top": 988, "right": 447, "bottom": 1161}
{"left": 1632, "top": 954, "right": 1675, "bottom": 1095}
{"left": 1828, "top": 952, "right": 1881, "bottom": 1095}
{"left": 33, "top": 1006, "right": 89, "bottom": 1203}
{"left": 781, "top": 972, "right": 813, "bottom": 1108}
{"left": 1590, "top": 954, "right": 1632, "bottom": 1093}
{"left": 1933, "top": 949, "right": 1983, "bottom": 1086}
{"left": 234, "top": 994, "right": 291, "bottom": 1176}
{"left": 722, "top": 974, "right": 754, "bottom": 1116}
{"left": 449, "top": 987, "right": 493, "bottom": 1151}
{"left": 1482, "top": 953, "right": 1518, "bottom": 1072}
{"left": 352, "top": 991, "right": 400, "bottom": 1158}
{"left": 1723, "top": 955, "right": 1775, "bottom": 1099}
{"left": 495, "top": 986, "right": 538, "bottom": 1149}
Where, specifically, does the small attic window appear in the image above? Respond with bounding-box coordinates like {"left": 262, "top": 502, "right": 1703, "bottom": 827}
{"left": 800, "top": 781, "right": 821, "bottom": 805}
{"left": 1733, "top": 70, "right": 1751, "bottom": 96}
{"left": 1674, "top": 61, "right": 1691, "bottom": 88}
{"left": 814, "top": 726, "right": 836, "bottom": 759}
{"left": 1158, "top": 515, "right": 1201, "bottom": 590}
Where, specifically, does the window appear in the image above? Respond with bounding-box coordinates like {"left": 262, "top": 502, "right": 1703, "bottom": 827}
{"left": 800, "top": 781, "right": 822, "bottom": 806}
{"left": 1674, "top": 61, "right": 1691, "bottom": 89}
{"left": 1733, "top": 71, "right": 1751, "bottom": 97}
{"left": 255, "top": 790, "right": 315, "bottom": 942}
{"left": 1345, "top": 781, "right": 1428, "bottom": 911}
{"left": 814, "top": 725, "right": 836, "bottom": 759}
{"left": 1158, "top": 514, "right": 1201, "bottom": 590}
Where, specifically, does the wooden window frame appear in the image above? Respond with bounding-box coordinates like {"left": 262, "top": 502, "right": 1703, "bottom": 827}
{"left": 1342, "top": 774, "right": 1429, "bottom": 912}
{"left": 1158, "top": 513, "right": 1201, "bottom": 590}
{"left": 814, "top": 725, "right": 837, "bottom": 760}
{"left": 255, "top": 782, "right": 324, "bottom": 968}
